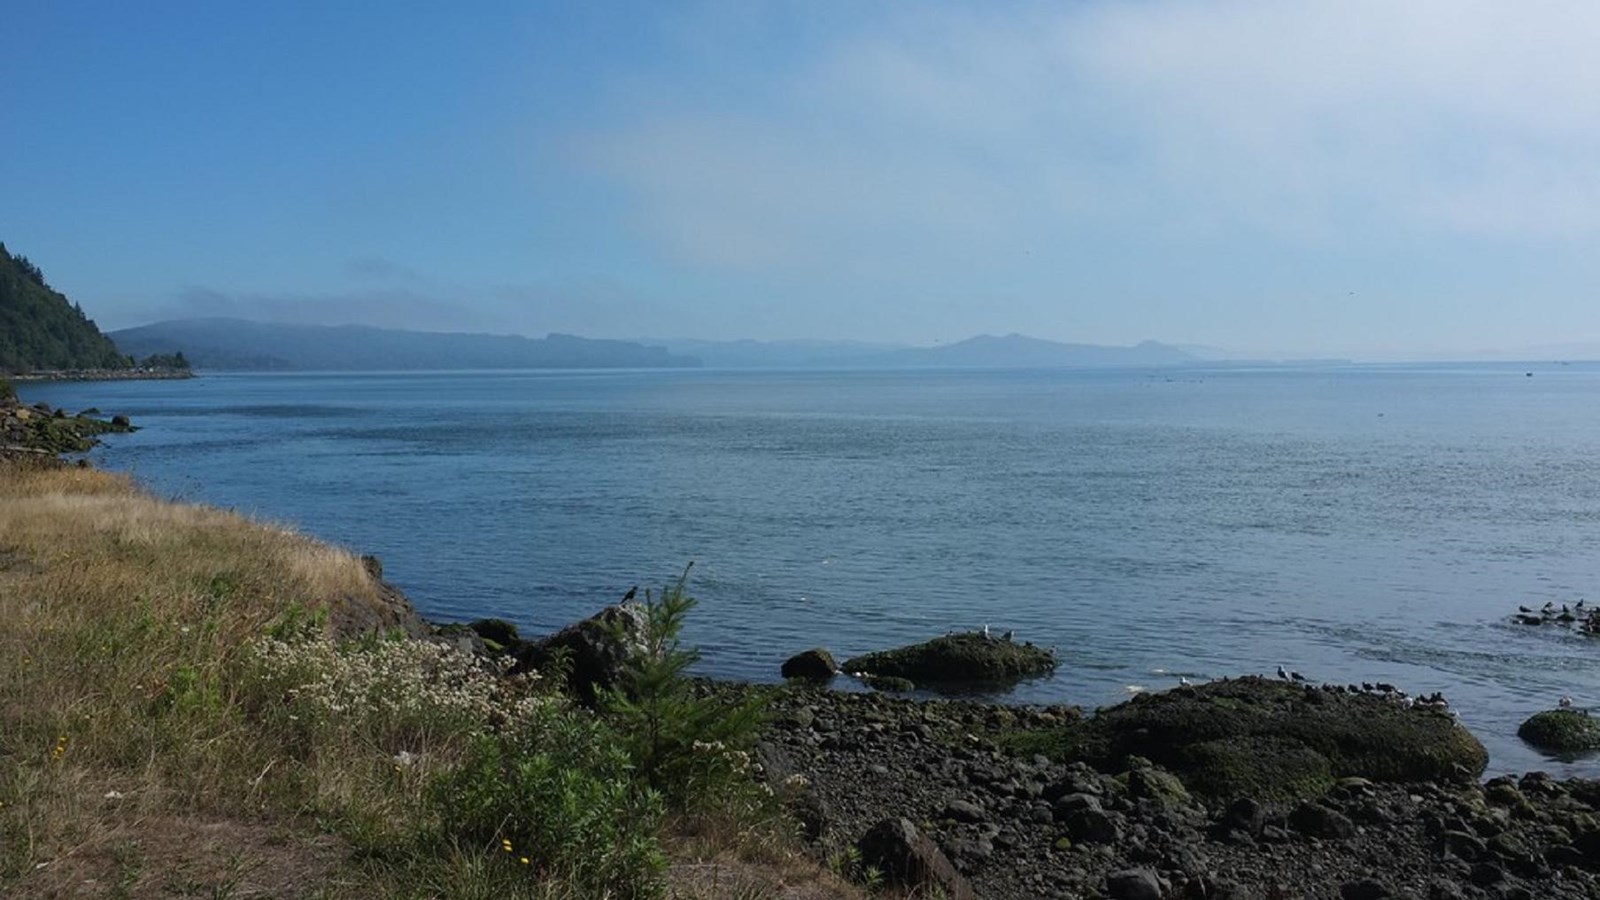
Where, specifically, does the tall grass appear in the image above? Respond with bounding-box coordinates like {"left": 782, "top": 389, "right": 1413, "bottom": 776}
{"left": 0, "top": 463, "right": 854, "bottom": 899}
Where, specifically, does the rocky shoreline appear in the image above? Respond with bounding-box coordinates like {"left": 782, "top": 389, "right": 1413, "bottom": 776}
{"left": 0, "top": 394, "right": 135, "bottom": 457}
{"left": 736, "top": 681, "right": 1600, "bottom": 900}
{"left": 428, "top": 606, "right": 1600, "bottom": 900}
{"left": 8, "top": 367, "right": 194, "bottom": 382}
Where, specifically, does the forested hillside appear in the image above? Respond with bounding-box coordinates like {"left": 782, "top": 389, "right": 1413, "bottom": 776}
{"left": 0, "top": 244, "right": 128, "bottom": 373}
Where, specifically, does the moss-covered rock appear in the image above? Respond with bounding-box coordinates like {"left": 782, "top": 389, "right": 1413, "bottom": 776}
{"left": 1518, "top": 710, "right": 1600, "bottom": 756}
{"left": 1177, "top": 735, "right": 1336, "bottom": 803}
{"left": 469, "top": 617, "right": 522, "bottom": 650}
{"left": 1, "top": 398, "right": 134, "bottom": 453}
{"left": 841, "top": 632, "right": 1056, "bottom": 690}
{"left": 1014, "top": 677, "right": 1486, "bottom": 804}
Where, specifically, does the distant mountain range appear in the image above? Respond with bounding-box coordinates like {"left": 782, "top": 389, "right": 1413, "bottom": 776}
{"left": 110, "top": 319, "right": 700, "bottom": 371}
{"left": 110, "top": 319, "right": 1204, "bottom": 372}
{"left": 644, "top": 333, "right": 1196, "bottom": 369}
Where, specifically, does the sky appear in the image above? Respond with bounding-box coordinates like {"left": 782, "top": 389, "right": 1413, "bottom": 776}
{"left": 4, "top": 1, "right": 1600, "bottom": 359}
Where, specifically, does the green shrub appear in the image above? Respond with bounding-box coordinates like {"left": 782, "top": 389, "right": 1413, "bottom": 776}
{"left": 0, "top": 377, "right": 14, "bottom": 403}
{"left": 432, "top": 704, "right": 667, "bottom": 898}
{"left": 601, "top": 568, "right": 765, "bottom": 810}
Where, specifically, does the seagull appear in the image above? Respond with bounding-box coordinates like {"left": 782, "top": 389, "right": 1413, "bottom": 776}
{"left": 1179, "top": 676, "right": 1192, "bottom": 686}
{"left": 1000, "top": 629, "right": 1014, "bottom": 642}
{"left": 1290, "top": 671, "right": 1306, "bottom": 682}
{"left": 1519, "top": 605, "right": 1534, "bottom": 614}
{"left": 1277, "top": 665, "right": 1290, "bottom": 680}
{"left": 1561, "top": 696, "right": 1575, "bottom": 709}
{"left": 982, "top": 624, "right": 991, "bottom": 639}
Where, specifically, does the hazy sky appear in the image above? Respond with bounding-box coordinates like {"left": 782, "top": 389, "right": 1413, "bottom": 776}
{"left": 5, "top": 1, "right": 1600, "bottom": 358}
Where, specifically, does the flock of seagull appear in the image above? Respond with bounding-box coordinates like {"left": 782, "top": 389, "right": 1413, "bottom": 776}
{"left": 1513, "top": 598, "right": 1592, "bottom": 628}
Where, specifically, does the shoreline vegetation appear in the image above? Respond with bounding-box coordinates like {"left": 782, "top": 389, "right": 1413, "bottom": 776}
{"left": 5, "top": 392, "right": 1600, "bottom": 898}
{"left": 8, "top": 368, "right": 196, "bottom": 383}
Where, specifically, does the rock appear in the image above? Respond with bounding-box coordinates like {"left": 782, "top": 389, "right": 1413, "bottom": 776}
{"left": 856, "top": 818, "right": 976, "bottom": 900}
{"left": 1290, "top": 802, "right": 1357, "bottom": 839}
{"left": 1442, "top": 830, "right": 1488, "bottom": 860}
{"left": 111, "top": 414, "right": 130, "bottom": 427}
{"left": 859, "top": 673, "right": 916, "bottom": 692}
{"left": 1222, "top": 797, "right": 1267, "bottom": 836}
{"left": 1063, "top": 806, "right": 1125, "bottom": 844}
{"left": 469, "top": 617, "right": 522, "bottom": 650}
{"left": 781, "top": 648, "right": 839, "bottom": 681}
{"left": 841, "top": 631, "right": 1057, "bottom": 689}
{"left": 327, "top": 558, "right": 430, "bottom": 640}
{"left": 944, "top": 799, "right": 988, "bottom": 824}
{"left": 1340, "top": 879, "right": 1392, "bottom": 900}
{"left": 939, "top": 833, "right": 994, "bottom": 873}
{"left": 512, "top": 602, "right": 647, "bottom": 703}
{"left": 1106, "top": 867, "right": 1163, "bottom": 900}
{"left": 1083, "top": 677, "right": 1487, "bottom": 802}
{"left": 1125, "top": 757, "right": 1193, "bottom": 810}
{"left": 1517, "top": 710, "right": 1600, "bottom": 755}
{"left": 787, "top": 790, "right": 831, "bottom": 842}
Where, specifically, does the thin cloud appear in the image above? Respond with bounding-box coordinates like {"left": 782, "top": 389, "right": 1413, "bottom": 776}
{"left": 579, "top": 0, "right": 1600, "bottom": 279}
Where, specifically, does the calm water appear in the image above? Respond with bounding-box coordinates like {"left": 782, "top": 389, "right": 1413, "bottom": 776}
{"left": 19, "top": 365, "right": 1600, "bottom": 776}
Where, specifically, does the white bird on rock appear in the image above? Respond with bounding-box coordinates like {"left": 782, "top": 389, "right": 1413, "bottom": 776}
{"left": 1561, "top": 696, "right": 1575, "bottom": 709}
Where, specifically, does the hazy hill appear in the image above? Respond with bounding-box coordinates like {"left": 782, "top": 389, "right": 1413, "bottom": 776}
{"left": 642, "top": 334, "right": 1196, "bottom": 368}
{"left": 0, "top": 243, "right": 128, "bottom": 373}
{"left": 109, "top": 319, "right": 701, "bottom": 371}
{"left": 857, "top": 334, "right": 1196, "bottom": 368}
{"left": 640, "top": 337, "right": 907, "bottom": 368}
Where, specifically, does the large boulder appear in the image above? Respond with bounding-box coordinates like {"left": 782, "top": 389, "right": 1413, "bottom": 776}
{"left": 1518, "top": 710, "right": 1600, "bottom": 756}
{"left": 327, "top": 554, "right": 431, "bottom": 640}
{"left": 841, "top": 632, "right": 1056, "bottom": 690}
{"left": 1080, "top": 677, "right": 1487, "bottom": 802}
{"left": 780, "top": 648, "right": 839, "bottom": 681}
{"left": 856, "top": 817, "right": 976, "bottom": 900}
{"left": 513, "top": 603, "right": 646, "bottom": 704}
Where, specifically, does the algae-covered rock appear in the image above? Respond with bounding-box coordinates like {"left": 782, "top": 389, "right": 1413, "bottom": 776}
{"left": 1518, "top": 710, "right": 1600, "bottom": 756}
{"left": 842, "top": 632, "right": 1056, "bottom": 690}
{"left": 1083, "top": 677, "right": 1486, "bottom": 803}
{"left": 860, "top": 673, "right": 916, "bottom": 693}
{"left": 1178, "top": 735, "right": 1335, "bottom": 803}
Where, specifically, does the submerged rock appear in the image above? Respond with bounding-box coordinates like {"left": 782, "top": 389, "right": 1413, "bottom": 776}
{"left": 1518, "top": 709, "right": 1600, "bottom": 755}
{"left": 842, "top": 631, "right": 1057, "bottom": 690}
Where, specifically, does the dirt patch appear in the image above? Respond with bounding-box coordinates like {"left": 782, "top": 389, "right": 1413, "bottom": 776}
{"left": 14, "top": 815, "right": 351, "bottom": 899}
{"left": 668, "top": 858, "right": 859, "bottom": 900}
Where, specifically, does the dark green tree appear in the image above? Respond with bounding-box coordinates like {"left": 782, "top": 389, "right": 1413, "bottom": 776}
{"left": 601, "top": 566, "right": 766, "bottom": 809}
{"left": 0, "top": 243, "right": 128, "bottom": 373}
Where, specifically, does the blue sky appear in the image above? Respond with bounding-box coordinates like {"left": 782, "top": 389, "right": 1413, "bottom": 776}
{"left": 4, "top": 1, "right": 1599, "bottom": 358}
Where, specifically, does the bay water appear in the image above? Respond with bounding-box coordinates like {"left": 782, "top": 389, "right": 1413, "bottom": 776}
{"left": 21, "top": 364, "right": 1600, "bottom": 776}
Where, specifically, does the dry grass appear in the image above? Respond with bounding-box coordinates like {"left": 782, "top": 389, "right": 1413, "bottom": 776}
{"left": 0, "top": 464, "right": 399, "bottom": 894}
{"left": 0, "top": 463, "right": 857, "bottom": 899}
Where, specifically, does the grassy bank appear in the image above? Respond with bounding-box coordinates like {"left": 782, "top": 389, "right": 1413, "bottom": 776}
{"left": 0, "top": 463, "right": 851, "bottom": 898}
